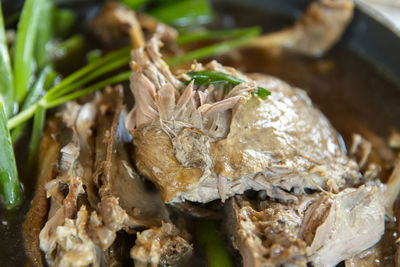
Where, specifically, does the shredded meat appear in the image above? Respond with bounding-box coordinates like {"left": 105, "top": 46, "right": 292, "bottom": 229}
{"left": 126, "top": 36, "right": 359, "bottom": 204}
{"left": 24, "top": 87, "right": 191, "bottom": 266}
{"left": 130, "top": 222, "right": 193, "bottom": 267}
{"left": 225, "top": 181, "right": 390, "bottom": 267}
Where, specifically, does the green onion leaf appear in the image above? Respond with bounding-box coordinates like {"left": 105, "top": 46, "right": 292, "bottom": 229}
{"left": 256, "top": 87, "right": 270, "bottom": 100}
{"left": 187, "top": 70, "right": 270, "bottom": 99}
{"left": 27, "top": 104, "right": 46, "bottom": 167}
{"left": 35, "top": 0, "right": 54, "bottom": 70}
{"left": 120, "top": 0, "right": 151, "bottom": 10}
{"left": 0, "top": 100, "right": 21, "bottom": 208}
{"left": 45, "top": 46, "right": 130, "bottom": 101}
{"left": 195, "top": 220, "right": 233, "bottom": 267}
{"left": 149, "top": 0, "right": 213, "bottom": 27}
{"left": 167, "top": 27, "right": 260, "bottom": 66}
{"left": 13, "top": 0, "right": 45, "bottom": 104}
{"left": 177, "top": 27, "right": 261, "bottom": 45}
{"left": 52, "top": 34, "right": 84, "bottom": 62}
{"left": 52, "top": 8, "right": 75, "bottom": 38}
{"left": 8, "top": 25, "right": 260, "bottom": 130}
{"left": 48, "top": 52, "right": 130, "bottom": 100}
{"left": 45, "top": 71, "right": 131, "bottom": 108}
{"left": 87, "top": 49, "right": 102, "bottom": 63}
{"left": 0, "top": 1, "right": 14, "bottom": 118}
{"left": 5, "top": 11, "right": 20, "bottom": 27}
{"left": 11, "top": 66, "right": 55, "bottom": 142}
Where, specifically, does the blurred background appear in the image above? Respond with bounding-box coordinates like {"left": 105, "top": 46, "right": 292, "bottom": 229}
{"left": 361, "top": 0, "right": 400, "bottom": 29}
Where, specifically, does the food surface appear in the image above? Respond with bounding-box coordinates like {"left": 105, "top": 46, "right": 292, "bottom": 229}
{"left": 128, "top": 37, "right": 360, "bottom": 204}
{"left": 1, "top": 0, "right": 400, "bottom": 266}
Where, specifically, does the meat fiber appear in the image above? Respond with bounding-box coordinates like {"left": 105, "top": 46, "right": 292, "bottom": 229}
{"left": 130, "top": 222, "right": 193, "bottom": 267}
{"left": 126, "top": 37, "right": 359, "bottom": 204}
{"left": 24, "top": 87, "right": 191, "bottom": 266}
{"left": 224, "top": 161, "right": 400, "bottom": 267}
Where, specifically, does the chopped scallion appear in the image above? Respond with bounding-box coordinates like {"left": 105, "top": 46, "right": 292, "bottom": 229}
{"left": 187, "top": 70, "right": 270, "bottom": 99}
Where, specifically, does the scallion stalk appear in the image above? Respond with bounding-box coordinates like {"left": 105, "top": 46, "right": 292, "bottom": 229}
{"left": 149, "top": 0, "right": 213, "bottom": 27}
{"left": 35, "top": 0, "right": 54, "bottom": 70}
{"left": 195, "top": 220, "right": 233, "bottom": 267}
{"left": 0, "top": 2, "right": 14, "bottom": 118}
{"left": 177, "top": 27, "right": 261, "bottom": 45}
{"left": 27, "top": 104, "right": 46, "bottom": 167}
{"left": 0, "top": 101, "right": 21, "bottom": 208}
{"left": 45, "top": 46, "right": 131, "bottom": 100}
{"left": 11, "top": 66, "right": 55, "bottom": 141}
{"left": 13, "top": 0, "right": 45, "bottom": 104}
{"left": 167, "top": 27, "right": 260, "bottom": 66}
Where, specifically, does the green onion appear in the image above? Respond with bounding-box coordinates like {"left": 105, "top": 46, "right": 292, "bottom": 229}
{"left": 187, "top": 70, "right": 270, "bottom": 100}
{"left": 7, "top": 47, "right": 131, "bottom": 130}
{"left": 52, "top": 8, "right": 75, "bottom": 38}
{"left": 35, "top": 0, "right": 54, "bottom": 70}
{"left": 8, "top": 26, "right": 259, "bottom": 130}
{"left": 167, "top": 27, "right": 260, "bottom": 66}
{"left": 48, "top": 53, "right": 130, "bottom": 100}
{"left": 11, "top": 66, "right": 54, "bottom": 142}
{"left": 177, "top": 27, "right": 261, "bottom": 45}
{"left": 52, "top": 34, "right": 84, "bottom": 62}
{"left": 87, "top": 49, "right": 102, "bottom": 63}
{"left": 27, "top": 104, "right": 46, "bottom": 167}
{"left": 0, "top": 101, "right": 20, "bottom": 208}
{"left": 45, "top": 46, "right": 130, "bottom": 100}
{"left": 195, "top": 220, "right": 233, "bottom": 267}
{"left": 149, "top": 0, "right": 213, "bottom": 27}
{"left": 5, "top": 11, "right": 20, "bottom": 27}
{"left": 45, "top": 71, "right": 131, "bottom": 108}
{"left": 120, "top": 0, "right": 151, "bottom": 9}
{"left": 0, "top": 2, "right": 14, "bottom": 118}
{"left": 13, "top": 0, "right": 45, "bottom": 104}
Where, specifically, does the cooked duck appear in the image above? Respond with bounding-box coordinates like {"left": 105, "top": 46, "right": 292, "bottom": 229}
{"left": 126, "top": 36, "right": 359, "bottom": 204}
{"left": 247, "top": 0, "right": 354, "bottom": 56}
{"left": 130, "top": 222, "right": 193, "bottom": 267}
{"left": 23, "top": 87, "right": 192, "bottom": 266}
{"left": 224, "top": 161, "right": 400, "bottom": 267}
{"left": 4, "top": 0, "right": 399, "bottom": 266}
{"left": 87, "top": 2, "right": 177, "bottom": 49}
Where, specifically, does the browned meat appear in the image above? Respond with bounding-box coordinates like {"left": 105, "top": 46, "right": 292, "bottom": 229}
{"left": 137, "top": 13, "right": 178, "bottom": 44}
{"left": 225, "top": 181, "right": 388, "bottom": 267}
{"left": 126, "top": 37, "right": 359, "bottom": 204}
{"left": 130, "top": 222, "right": 193, "bottom": 267}
{"left": 25, "top": 86, "right": 188, "bottom": 266}
{"left": 224, "top": 196, "right": 309, "bottom": 267}
{"left": 92, "top": 86, "right": 169, "bottom": 236}
{"left": 87, "top": 1, "right": 145, "bottom": 48}
{"left": 23, "top": 122, "right": 61, "bottom": 267}
{"left": 38, "top": 98, "right": 101, "bottom": 266}
{"left": 87, "top": 2, "right": 177, "bottom": 49}
{"left": 247, "top": 0, "right": 354, "bottom": 56}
